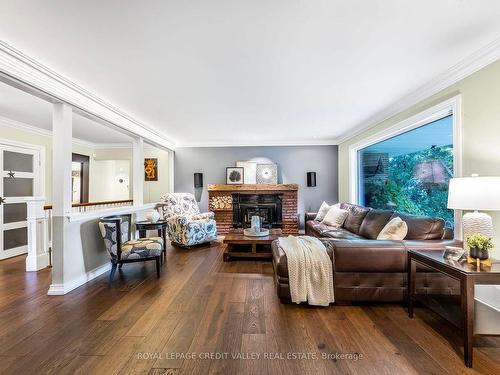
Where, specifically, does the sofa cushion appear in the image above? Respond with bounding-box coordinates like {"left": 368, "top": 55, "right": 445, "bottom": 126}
{"left": 358, "top": 209, "right": 394, "bottom": 239}
{"left": 305, "top": 221, "right": 363, "bottom": 240}
{"left": 390, "top": 212, "right": 445, "bottom": 240}
{"left": 340, "top": 203, "right": 371, "bottom": 234}
{"left": 309, "top": 222, "right": 341, "bottom": 236}
{"left": 121, "top": 237, "right": 164, "bottom": 259}
{"left": 322, "top": 228, "right": 363, "bottom": 240}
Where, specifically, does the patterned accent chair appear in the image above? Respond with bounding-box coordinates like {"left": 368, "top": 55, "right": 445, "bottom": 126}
{"left": 98, "top": 214, "right": 164, "bottom": 281}
{"left": 158, "top": 193, "right": 217, "bottom": 247}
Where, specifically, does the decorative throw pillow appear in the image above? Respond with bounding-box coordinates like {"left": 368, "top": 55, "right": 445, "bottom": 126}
{"left": 377, "top": 217, "right": 408, "bottom": 240}
{"left": 315, "top": 202, "right": 341, "bottom": 221}
{"left": 315, "top": 201, "right": 331, "bottom": 221}
{"left": 322, "top": 207, "right": 349, "bottom": 228}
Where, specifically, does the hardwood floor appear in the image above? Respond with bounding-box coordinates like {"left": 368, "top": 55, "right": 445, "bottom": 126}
{"left": 1, "top": 241, "right": 500, "bottom": 374}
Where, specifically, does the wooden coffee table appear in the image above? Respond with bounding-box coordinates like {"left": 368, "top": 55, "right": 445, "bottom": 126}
{"left": 223, "top": 228, "right": 285, "bottom": 261}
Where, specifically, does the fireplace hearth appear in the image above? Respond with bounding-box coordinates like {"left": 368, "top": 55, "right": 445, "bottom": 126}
{"left": 207, "top": 184, "right": 298, "bottom": 235}
{"left": 232, "top": 193, "right": 282, "bottom": 229}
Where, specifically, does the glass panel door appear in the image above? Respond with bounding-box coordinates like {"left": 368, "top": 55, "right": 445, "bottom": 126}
{"left": 0, "top": 144, "right": 40, "bottom": 260}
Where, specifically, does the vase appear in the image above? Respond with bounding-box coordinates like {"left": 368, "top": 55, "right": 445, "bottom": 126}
{"left": 147, "top": 209, "right": 160, "bottom": 223}
{"left": 469, "top": 247, "right": 489, "bottom": 260}
{"left": 251, "top": 215, "right": 261, "bottom": 233}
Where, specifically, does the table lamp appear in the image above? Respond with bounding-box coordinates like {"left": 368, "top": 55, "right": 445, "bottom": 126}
{"left": 447, "top": 176, "right": 500, "bottom": 246}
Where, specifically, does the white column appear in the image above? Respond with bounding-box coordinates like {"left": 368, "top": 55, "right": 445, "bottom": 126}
{"left": 168, "top": 149, "right": 175, "bottom": 193}
{"left": 52, "top": 103, "right": 73, "bottom": 216}
{"left": 132, "top": 137, "right": 144, "bottom": 206}
{"left": 25, "top": 197, "right": 49, "bottom": 271}
{"left": 48, "top": 102, "right": 72, "bottom": 295}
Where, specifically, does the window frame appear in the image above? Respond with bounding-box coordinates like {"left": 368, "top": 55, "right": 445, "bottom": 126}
{"left": 348, "top": 95, "right": 463, "bottom": 239}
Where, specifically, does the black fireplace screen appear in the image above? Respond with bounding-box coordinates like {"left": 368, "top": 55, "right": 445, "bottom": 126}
{"left": 232, "top": 193, "right": 283, "bottom": 229}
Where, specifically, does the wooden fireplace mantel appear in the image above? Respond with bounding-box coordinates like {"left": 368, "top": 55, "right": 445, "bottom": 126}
{"left": 208, "top": 184, "right": 298, "bottom": 192}
{"left": 207, "top": 184, "right": 299, "bottom": 235}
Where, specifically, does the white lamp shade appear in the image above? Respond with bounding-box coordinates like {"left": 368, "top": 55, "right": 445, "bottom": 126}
{"left": 447, "top": 177, "right": 500, "bottom": 211}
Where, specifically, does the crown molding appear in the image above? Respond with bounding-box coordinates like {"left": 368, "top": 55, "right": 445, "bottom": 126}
{"left": 0, "top": 115, "right": 52, "bottom": 137}
{"left": 0, "top": 114, "right": 131, "bottom": 150}
{"left": 177, "top": 139, "right": 339, "bottom": 148}
{"left": 336, "top": 36, "right": 500, "bottom": 144}
{"left": 0, "top": 40, "right": 176, "bottom": 149}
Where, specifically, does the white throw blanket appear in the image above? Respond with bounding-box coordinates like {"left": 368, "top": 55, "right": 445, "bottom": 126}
{"left": 278, "top": 235, "right": 334, "bottom": 306}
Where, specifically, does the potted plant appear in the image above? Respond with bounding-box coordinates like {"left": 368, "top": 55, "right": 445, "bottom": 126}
{"left": 466, "top": 234, "right": 493, "bottom": 260}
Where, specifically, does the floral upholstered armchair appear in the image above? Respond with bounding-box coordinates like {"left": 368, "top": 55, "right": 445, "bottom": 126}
{"left": 98, "top": 214, "right": 164, "bottom": 281}
{"left": 158, "top": 193, "right": 217, "bottom": 247}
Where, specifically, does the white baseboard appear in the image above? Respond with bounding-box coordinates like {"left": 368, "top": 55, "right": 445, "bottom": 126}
{"left": 47, "top": 262, "right": 111, "bottom": 295}
{"left": 26, "top": 253, "right": 49, "bottom": 272}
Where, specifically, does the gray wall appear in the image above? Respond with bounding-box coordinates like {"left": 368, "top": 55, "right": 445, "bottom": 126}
{"left": 174, "top": 146, "right": 338, "bottom": 228}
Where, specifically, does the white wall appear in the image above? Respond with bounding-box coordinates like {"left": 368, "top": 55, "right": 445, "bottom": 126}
{"left": 89, "top": 159, "right": 130, "bottom": 201}
{"left": 144, "top": 147, "right": 170, "bottom": 203}
{"left": 94, "top": 146, "right": 171, "bottom": 203}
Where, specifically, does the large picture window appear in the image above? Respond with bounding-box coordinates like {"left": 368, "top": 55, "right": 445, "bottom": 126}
{"left": 357, "top": 114, "right": 454, "bottom": 225}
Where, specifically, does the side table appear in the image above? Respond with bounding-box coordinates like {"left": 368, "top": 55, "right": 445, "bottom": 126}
{"left": 136, "top": 220, "right": 168, "bottom": 263}
{"left": 408, "top": 249, "right": 500, "bottom": 367}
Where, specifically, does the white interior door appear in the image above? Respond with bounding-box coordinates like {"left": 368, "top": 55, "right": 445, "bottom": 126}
{"left": 0, "top": 144, "right": 40, "bottom": 260}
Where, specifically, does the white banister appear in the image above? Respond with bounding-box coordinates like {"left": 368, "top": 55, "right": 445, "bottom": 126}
{"left": 25, "top": 197, "right": 49, "bottom": 271}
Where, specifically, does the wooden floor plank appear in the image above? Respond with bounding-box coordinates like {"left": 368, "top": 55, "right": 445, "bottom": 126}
{"left": 240, "top": 333, "right": 268, "bottom": 375}
{"left": 242, "top": 278, "right": 266, "bottom": 334}
{"left": 208, "top": 302, "right": 245, "bottom": 374}
{"left": 364, "top": 306, "right": 451, "bottom": 374}
{"left": 385, "top": 305, "right": 479, "bottom": 375}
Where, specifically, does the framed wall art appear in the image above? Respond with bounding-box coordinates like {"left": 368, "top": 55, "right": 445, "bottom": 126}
{"left": 226, "top": 167, "right": 244, "bottom": 184}
{"left": 256, "top": 163, "right": 277, "bottom": 184}
{"left": 144, "top": 158, "right": 158, "bottom": 181}
{"left": 236, "top": 161, "right": 257, "bottom": 184}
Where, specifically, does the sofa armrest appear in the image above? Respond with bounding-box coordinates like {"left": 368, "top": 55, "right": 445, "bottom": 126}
{"left": 305, "top": 212, "right": 317, "bottom": 222}
{"left": 442, "top": 227, "right": 454, "bottom": 240}
{"left": 403, "top": 239, "right": 463, "bottom": 251}
{"left": 166, "top": 214, "right": 189, "bottom": 226}
{"left": 328, "top": 239, "right": 407, "bottom": 273}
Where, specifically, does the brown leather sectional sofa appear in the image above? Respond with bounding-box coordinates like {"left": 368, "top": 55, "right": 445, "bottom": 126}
{"left": 272, "top": 203, "right": 461, "bottom": 304}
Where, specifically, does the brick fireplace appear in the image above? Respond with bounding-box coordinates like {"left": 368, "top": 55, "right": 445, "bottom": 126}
{"left": 207, "top": 184, "right": 299, "bottom": 235}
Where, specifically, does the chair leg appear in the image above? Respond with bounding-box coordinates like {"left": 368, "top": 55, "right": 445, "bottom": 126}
{"left": 109, "top": 261, "right": 118, "bottom": 282}
{"left": 155, "top": 257, "right": 161, "bottom": 278}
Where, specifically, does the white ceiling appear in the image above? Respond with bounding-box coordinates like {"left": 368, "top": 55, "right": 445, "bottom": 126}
{"left": 1, "top": 1, "right": 500, "bottom": 146}
{"left": 0, "top": 81, "right": 132, "bottom": 144}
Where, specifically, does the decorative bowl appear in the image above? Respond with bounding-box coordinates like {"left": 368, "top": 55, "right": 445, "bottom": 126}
{"left": 243, "top": 228, "right": 270, "bottom": 237}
